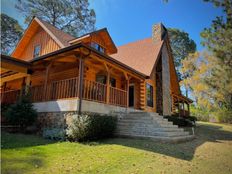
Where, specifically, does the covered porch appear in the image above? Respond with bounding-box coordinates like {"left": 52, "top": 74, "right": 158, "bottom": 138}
{"left": 171, "top": 93, "right": 193, "bottom": 117}
{"left": 1, "top": 45, "right": 145, "bottom": 112}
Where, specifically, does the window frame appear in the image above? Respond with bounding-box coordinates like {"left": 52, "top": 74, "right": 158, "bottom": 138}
{"left": 90, "top": 42, "right": 105, "bottom": 53}
{"left": 146, "top": 83, "right": 154, "bottom": 107}
{"left": 96, "top": 74, "right": 116, "bottom": 87}
{"left": 33, "top": 44, "right": 41, "bottom": 58}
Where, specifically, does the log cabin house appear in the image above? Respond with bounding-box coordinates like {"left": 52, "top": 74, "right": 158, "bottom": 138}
{"left": 1, "top": 17, "right": 192, "bottom": 118}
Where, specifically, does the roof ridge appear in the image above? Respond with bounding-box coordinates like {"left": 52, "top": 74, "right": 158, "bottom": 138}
{"left": 117, "top": 37, "right": 152, "bottom": 48}
{"left": 36, "top": 17, "right": 75, "bottom": 38}
{"left": 35, "top": 17, "right": 76, "bottom": 47}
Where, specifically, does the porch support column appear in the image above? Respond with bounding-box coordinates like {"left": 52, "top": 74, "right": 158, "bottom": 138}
{"left": 183, "top": 102, "right": 185, "bottom": 117}
{"left": 43, "top": 62, "right": 52, "bottom": 101}
{"left": 25, "top": 75, "right": 31, "bottom": 94}
{"left": 104, "top": 63, "right": 111, "bottom": 104}
{"left": 177, "top": 98, "right": 180, "bottom": 117}
{"left": 187, "top": 103, "right": 190, "bottom": 116}
{"left": 20, "top": 77, "right": 26, "bottom": 99}
{"left": 1, "top": 82, "right": 7, "bottom": 103}
{"left": 78, "top": 57, "right": 85, "bottom": 115}
{"left": 123, "top": 72, "right": 130, "bottom": 108}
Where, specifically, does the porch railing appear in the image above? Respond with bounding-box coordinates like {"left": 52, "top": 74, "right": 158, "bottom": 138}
{"left": 83, "top": 79, "right": 107, "bottom": 103}
{"left": 109, "top": 86, "right": 127, "bottom": 107}
{"left": 0, "top": 89, "right": 21, "bottom": 104}
{"left": 1, "top": 77, "right": 127, "bottom": 107}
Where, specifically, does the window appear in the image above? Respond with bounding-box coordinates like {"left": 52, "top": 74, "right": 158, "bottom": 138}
{"left": 33, "top": 45, "right": 41, "bottom": 58}
{"left": 96, "top": 74, "right": 116, "bottom": 87}
{"left": 96, "top": 75, "right": 106, "bottom": 84}
{"left": 146, "top": 83, "right": 153, "bottom": 107}
{"left": 110, "top": 78, "right": 116, "bottom": 87}
{"left": 90, "top": 42, "right": 105, "bottom": 53}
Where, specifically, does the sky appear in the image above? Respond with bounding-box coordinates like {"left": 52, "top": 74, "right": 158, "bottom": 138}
{"left": 1, "top": 0, "right": 224, "bottom": 51}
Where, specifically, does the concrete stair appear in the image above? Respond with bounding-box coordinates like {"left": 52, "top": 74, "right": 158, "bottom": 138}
{"left": 115, "top": 112, "right": 195, "bottom": 143}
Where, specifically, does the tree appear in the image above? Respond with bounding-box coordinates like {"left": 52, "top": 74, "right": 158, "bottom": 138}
{"left": 200, "top": 0, "right": 232, "bottom": 110}
{"left": 0, "top": 13, "right": 23, "bottom": 55}
{"left": 15, "top": 0, "right": 96, "bottom": 37}
{"left": 168, "top": 28, "right": 196, "bottom": 81}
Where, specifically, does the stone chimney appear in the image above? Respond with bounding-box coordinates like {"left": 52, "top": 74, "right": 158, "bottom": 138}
{"left": 152, "top": 23, "right": 167, "bottom": 43}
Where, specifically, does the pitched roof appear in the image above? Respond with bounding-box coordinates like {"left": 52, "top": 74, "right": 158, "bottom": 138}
{"left": 111, "top": 38, "right": 163, "bottom": 76}
{"left": 36, "top": 17, "right": 75, "bottom": 47}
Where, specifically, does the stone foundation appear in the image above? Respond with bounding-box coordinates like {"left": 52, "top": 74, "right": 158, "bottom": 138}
{"left": 37, "top": 111, "right": 76, "bottom": 133}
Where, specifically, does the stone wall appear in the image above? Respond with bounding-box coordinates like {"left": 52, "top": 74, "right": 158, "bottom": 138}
{"left": 161, "top": 44, "right": 172, "bottom": 116}
{"left": 37, "top": 111, "right": 75, "bottom": 133}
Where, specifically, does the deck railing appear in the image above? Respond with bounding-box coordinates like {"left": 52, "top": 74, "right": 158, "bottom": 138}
{"left": 109, "top": 86, "right": 127, "bottom": 107}
{"left": 30, "top": 85, "right": 44, "bottom": 102}
{"left": 1, "top": 77, "right": 128, "bottom": 107}
{"left": 83, "top": 79, "right": 107, "bottom": 103}
{"left": 50, "top": 77, "right": 79, "bottom": 100}
{"left": 1, "top": 89, "right": 20, "bottom": 104}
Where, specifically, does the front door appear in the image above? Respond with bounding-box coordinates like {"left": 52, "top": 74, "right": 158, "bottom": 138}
{"left": 129, "top": 85, "right": 134, "bottom": 107}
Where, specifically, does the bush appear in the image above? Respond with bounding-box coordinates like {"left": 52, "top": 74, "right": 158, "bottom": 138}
{"left": 66, "top": 113, "right": 117, "bottom": 141}
{"left": 4, "top": 94, "right": 37, "bottom": 130}
{"left": 164, "top": 115, "right": 195, "bottom": 127}
{"left": 190, "top": 105, "right": 210, "bottom": 122}
{"left": 213, "top": 109, "right": 232, "bottom": 123}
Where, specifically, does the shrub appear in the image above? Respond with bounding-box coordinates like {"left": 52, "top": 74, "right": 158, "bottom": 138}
{"left": 164, "top": 115, "right": 195, "bottom": 127}
{"left": 213, "top": 109, "right": 232, "bottom": 123}
{"left": 66, "top": 113, "right": 117, "bottom": 141}
{"left": 4, "top": 94, "right": 37, "bottom": 130}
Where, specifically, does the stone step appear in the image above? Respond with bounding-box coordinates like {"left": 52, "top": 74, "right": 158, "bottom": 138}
{"left": 118, "top": 118, "right": 172, "bottom": 124}
{"left": 116, "top": 129, "right": 189, "bottom": 137}
{"left": 114, "top": 133, "right": 195, "bottom": 143}
{"left": 121, "top": 116, "right": 169, "bottom": 122}
{"left": 118, "top": 121, "right": 178, "bottom": 128}
{"left": 117, "top": 124, "right": 184, "bottom": 132}
{"left": 118, "top": 120, "right": 177, "bottom": 128}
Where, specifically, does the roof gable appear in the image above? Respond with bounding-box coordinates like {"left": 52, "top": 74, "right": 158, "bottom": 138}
{"left": 11, "top": 17, "right": 75, "bottom": 58}
{"left": 69, "top": 28, "right": 117, "bottom": 55}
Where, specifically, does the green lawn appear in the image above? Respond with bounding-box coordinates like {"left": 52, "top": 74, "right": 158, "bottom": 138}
{"left": 1, "top": 122, "right": 232, "bottom": 174}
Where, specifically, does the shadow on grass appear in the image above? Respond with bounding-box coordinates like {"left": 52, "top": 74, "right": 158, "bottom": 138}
{"left": 1, "top": 131, "right": 54, "bottom": 149}
{"left": 97, "top": 122, "right": 232, "bottom": 161}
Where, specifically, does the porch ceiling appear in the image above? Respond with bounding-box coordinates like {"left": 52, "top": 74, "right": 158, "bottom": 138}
{"left": 1, "top": 54, "right": 31, "bottom": 85}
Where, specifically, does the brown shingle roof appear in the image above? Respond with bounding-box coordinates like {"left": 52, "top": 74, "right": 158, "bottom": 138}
{"left": 36, "top": 18, "right": 75, "bottom": 47}
{"left": 111, "top": 38, "right": 163, "bottom": 76}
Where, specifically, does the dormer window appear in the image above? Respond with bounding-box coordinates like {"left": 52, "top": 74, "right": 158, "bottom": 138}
{"left": 90, "top": 42, "right": 104, "bottom": 53}
{"left": 33, "top": 45, "right": 41, "bottom": 58}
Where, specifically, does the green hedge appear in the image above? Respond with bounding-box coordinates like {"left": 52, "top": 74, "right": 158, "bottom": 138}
{"left": 164, "top": 115, "right": 196, "bottom": 127}
{"left": 3, "top": 95, "right": 37, "bottom": 130}
{"left": 66, "top": 113, "right": 117, "bottom": 141}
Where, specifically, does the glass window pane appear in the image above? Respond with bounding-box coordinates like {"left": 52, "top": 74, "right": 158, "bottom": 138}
{"left": 33, "top": 45, "right": 41, "bottom": 58}
{"left": 146, "top": 83, "right": 153, "bottom": 107}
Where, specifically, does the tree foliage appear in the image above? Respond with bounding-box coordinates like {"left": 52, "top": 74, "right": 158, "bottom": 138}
{"left": 0, "top": 13, "right": 23, "bottom": 55}
{"left": 181, "top": 0, "right": 232, "bottom": 122}
{"left": 15, "top": 0, "right": 96, "bottom": 37}
{"left": 200, "top": 0, "right": 232, "bottom": 110}
{"left": 168, "top": 28, "right": 196, "bottom": 81}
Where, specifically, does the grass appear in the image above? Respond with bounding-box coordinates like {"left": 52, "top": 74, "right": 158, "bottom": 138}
{"left": 1, "top": 122, "right": 232, "bottom": 174}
